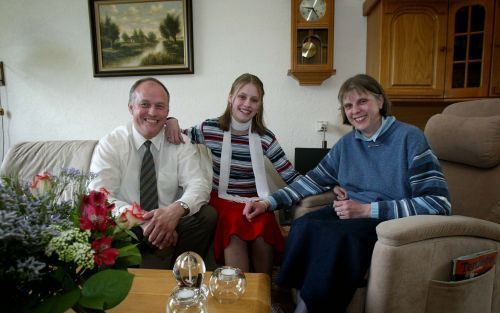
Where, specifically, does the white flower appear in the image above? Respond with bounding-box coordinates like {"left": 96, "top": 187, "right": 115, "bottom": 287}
{"left": 115, "top": 203, "right": 145, "bottom": 230}
{"left": 29, "top": 172, "right": 54, "bottom": 197}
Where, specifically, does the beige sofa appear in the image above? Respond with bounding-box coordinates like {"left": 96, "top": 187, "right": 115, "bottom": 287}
{"left": 0, "top": 139, "right": 292, "bottom": 271}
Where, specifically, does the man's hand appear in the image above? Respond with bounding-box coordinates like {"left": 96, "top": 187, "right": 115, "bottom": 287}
{"left": 333, "top": 199, "right": 371, "bottom": 219}
{"left": 165, "top": 118, "right": 185, "bottom": 144}
{"left": 243, "top": 200, "right": 270, "bottom": 221}
{"left": 142, "top": 202, "right": 185, "bottom": 249}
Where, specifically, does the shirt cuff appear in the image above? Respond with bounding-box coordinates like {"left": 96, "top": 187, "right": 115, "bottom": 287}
{"left": 370, "top": 202, "right": 379, "bottom": 219}
{"left": 266, "top": 196, "right": 278, "bottom": 211}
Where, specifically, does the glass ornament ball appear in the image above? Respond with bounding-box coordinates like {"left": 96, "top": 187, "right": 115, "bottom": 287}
{"left": 172, "top": 251, "right": 206, "bottom": 287}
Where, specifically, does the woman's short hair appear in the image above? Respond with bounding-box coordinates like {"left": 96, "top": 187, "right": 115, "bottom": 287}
{"left": 219, "top": 73, "right": 266, "bottom": 136}
{"left": 337, "top": 74, "right": 391, "bottom": 125}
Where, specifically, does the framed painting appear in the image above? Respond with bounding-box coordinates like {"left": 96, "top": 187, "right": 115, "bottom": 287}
{"left": 88, "top": 0, "right": 193, "bottom": 77}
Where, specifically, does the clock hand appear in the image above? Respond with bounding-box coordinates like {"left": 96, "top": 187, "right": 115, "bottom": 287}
{"left": 303, "top": 6, "right": 320, "bottom": 18}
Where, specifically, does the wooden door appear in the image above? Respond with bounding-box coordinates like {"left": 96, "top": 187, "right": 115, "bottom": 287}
{"left": 380, "top": 1, "right": 448, "bottom": 98}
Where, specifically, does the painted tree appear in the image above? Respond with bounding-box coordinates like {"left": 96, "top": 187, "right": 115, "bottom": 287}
{"left": 121, "top": 32, "right": 130, "bottom": 43}
{"left": 159, "top": 13, "right": 181, "bottom": 42}
{"left": 146, "top": 32, "right": 157, "bottom": 43}
{"left": 100, "top": 16, "right": 120, "bottom": 48}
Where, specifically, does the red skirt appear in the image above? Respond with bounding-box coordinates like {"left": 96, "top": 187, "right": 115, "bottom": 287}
{"left": 209, "top": 191, "right": 285, "bottom": 265}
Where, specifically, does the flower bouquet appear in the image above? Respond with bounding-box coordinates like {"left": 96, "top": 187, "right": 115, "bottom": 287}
{"left": 0, "top": 169, "right": 145, "bottom": 313}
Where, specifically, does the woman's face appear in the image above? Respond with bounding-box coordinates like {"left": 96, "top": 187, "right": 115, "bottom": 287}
{"left": 342, "top": 89, "right": 383, "bottom": 138}
{"left": 229, "top": 83, "right": 261, "bottom": 123}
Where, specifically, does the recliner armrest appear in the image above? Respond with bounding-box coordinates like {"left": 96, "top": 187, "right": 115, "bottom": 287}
{"left": 293, "top": 191, "right": 335, "bottom": 218}
{"left": 376, "top": 215, "right": 500, "bottom": 247}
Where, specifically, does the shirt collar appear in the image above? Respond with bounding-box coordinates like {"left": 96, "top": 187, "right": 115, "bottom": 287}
{"left": 131, "top": 123, "right": 164, "bottom": 151}
{"left": 354, "top": 116, "right": 395, "bottom": 142}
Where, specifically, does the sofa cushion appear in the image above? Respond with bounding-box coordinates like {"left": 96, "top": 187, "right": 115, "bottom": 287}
{"left": 424, "top": 114, "right": 500, "bottom": 168}
{"left": 0, "top": 140, "right": 98, "bottom": 184}
{"left": 487, "top": 201, "right": 500, "bottom": 224}
{"left": 442, "top": 98, "right": 500, "bottom": 117}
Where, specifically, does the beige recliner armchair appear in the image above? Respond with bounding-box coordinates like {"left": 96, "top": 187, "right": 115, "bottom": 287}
{"left": 287, "top": 99, "right": 500, "bottom": 313}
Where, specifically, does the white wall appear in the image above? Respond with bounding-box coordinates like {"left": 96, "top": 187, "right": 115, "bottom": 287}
{"left": 0, "top": 0, "right": 365, "bottom": 163}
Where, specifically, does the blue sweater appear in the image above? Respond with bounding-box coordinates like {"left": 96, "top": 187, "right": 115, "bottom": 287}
{"left": 267, "top": 119, "right": 451, "bottom": 220}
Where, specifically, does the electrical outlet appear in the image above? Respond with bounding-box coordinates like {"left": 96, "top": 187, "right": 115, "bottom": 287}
{"left": 316, "top": 121, "right": 327, "bottom": 132}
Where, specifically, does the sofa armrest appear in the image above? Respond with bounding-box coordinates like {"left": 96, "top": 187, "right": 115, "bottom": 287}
{"left": 376, "top": 215, "right": 500, "bottom": 247}
{"left": 367, "top": 215, "right": 500, "bottom": 313}
{"left": 293, "top": 191, "right": 335, "bottom": 219}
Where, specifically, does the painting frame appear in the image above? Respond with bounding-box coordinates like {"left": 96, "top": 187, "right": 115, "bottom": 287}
{"left": 88, "top": 0, "right": 193, "bottom": 77}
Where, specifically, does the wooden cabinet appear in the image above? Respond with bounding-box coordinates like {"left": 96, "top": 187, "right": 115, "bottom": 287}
{"left": 490, "top": 0, "right": 500, "bottom": 95}
{"left": 365, "top": 0, "right": 498, "bottom": 99}
{"left": 365, "top": 0, "right": 449, "bottom": 98}
{"left": 364, "top": 0, "right": 499, "bottom": 128}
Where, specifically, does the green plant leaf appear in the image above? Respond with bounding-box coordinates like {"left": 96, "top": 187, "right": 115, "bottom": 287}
{"left": 114, "top": 244, "right": 142, "bottom": 267}
{"left": 32, "top": 288, "right": 80, "bottom": 313}
{"left": 79, "top": 269, "right": 134, "bottom": 310}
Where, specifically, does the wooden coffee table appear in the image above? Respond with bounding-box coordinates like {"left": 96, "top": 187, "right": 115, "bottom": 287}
{"left": 108, "top": 268, "right": 271, "bottom": 313}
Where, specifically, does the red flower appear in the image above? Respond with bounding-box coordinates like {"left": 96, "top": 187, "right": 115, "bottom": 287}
{"left": 92, "top": 236, "right": 119, "bottom": 266}
{"left": 80, "top": 189, "right": 115, "bottom": 232}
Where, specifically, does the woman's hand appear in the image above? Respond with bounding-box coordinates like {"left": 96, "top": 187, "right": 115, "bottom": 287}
{"left": 165, "top": 118, "right": 184, "bottom": 144}
{"left": 333, "top": 199, "right": 371, "bottom": 219}
{"left": 333, "top": 185, "right": 348, "bottom": 200}
{"left": 243, "top": 200, "right": 270, "bottom": 221}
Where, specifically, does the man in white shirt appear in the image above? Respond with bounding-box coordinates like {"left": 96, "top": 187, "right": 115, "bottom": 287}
{"left": 90, "top": 77, "right": 217, "bottom": 268}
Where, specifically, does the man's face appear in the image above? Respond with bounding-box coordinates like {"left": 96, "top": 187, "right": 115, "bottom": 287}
{"left": 128, "top": 81, "right": 169, "bottom": 139}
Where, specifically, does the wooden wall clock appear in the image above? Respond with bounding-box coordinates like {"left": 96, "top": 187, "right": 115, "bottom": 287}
{"left": 288, "top": 0, "right": 336, "bottom": 85}
{"left": 288, "top": 0, "right": 335, "bottom": 85}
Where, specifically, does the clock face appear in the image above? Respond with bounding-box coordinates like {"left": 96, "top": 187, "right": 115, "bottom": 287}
{"left": 299, "top": 0, "right": 326, "bottom": 22}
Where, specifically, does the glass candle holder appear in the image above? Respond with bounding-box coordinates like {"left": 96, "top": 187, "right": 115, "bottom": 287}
{"left": 209, "top": 266, "right": 246, "bottom": 304}
{"left": 166, "top": 286, "right": 207, "bottom": 313}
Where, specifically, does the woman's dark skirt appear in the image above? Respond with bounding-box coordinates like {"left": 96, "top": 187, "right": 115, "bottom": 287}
{"left": 276, "top": 206, "right": 383, "bottom": 313}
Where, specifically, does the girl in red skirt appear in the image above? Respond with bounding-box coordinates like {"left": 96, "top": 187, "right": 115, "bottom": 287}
{"left": 166, "top": 73, "right": 302, "bottom": 276}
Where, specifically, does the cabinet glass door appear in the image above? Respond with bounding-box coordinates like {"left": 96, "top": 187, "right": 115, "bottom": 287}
{"left": 446, "top": 0, "right": 494, "bottom": 98}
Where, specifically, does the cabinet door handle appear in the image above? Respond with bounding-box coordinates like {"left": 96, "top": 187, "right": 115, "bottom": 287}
{"left": 439, "top": 46, "right": 447, "bottom": 52}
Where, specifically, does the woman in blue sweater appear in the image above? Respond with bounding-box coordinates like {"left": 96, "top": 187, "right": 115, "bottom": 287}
{"left": 243, "top": 74, "right": 451, "bottom": 313}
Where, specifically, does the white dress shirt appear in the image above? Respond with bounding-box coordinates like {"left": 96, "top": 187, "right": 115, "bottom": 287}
{"left": 89, "top": 122, "right": 210, "bottom": 215}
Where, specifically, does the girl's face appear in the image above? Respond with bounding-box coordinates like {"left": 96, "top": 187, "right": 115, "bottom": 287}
{"left": 342, "top": 89, "right": 383, "bottom": 138}
{"left": 229, "top": 83, "right": 261, "bottom": 123}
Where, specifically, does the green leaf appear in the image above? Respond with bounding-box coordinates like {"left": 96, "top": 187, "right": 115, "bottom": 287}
{"left": 79, "top": 269, "right": 134, "bottom": 310}
{"left": 32, "top": 288, "right": 80, "bottom": 313}
{"left": 115, "top": 254, "right": 142, "bottom": 268}
{"left": 51, "top": 266, "right": 78, "bottom": 290}
{"left": 115, "top": 244, "right": 142, "bottom": 267}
